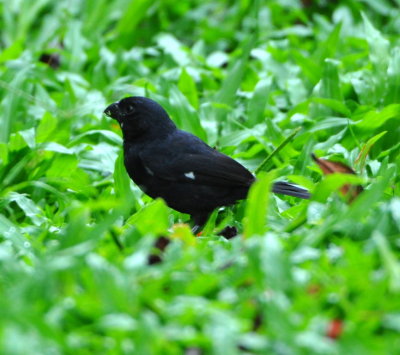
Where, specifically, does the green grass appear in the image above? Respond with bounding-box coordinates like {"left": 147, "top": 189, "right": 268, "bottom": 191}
{"left": 1, "top": 1, "right": 400, "bottom": 354}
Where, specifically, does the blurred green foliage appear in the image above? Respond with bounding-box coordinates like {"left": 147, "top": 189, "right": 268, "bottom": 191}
{"left": 1, "top": 0, "right": 400, "bottom": 353}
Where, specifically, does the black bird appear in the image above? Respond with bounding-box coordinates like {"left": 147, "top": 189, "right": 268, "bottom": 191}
{"left": 104, "top": 97, "right": 309, "bottom": 228}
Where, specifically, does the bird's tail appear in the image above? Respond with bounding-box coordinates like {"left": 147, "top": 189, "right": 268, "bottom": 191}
{"left": 272, "top": 181, "right": 310, "bottom": 199}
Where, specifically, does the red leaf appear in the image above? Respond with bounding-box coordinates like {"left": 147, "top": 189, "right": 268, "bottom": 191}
{"left": 326, "top": 319, "right": 343, "bottom": 339}
{"left": 312, "top": 153, "right": 363, "bottom": 202}
{"left": 312, "top": 154, "right": 356, "bottom": 175}
{"left": 307, "top": 283, "right": 321, "bottom": 295}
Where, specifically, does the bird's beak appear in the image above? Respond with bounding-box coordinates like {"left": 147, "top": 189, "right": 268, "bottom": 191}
{"left": 104, "top": 102, "right": 121, "bottom": 120}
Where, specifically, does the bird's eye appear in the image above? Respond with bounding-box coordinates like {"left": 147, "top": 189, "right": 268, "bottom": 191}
{"left": 127, "top": 105, "right": 135, "bottom": 112}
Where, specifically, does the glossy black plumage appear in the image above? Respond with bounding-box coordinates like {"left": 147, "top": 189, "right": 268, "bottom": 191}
{"left": 104, "top": 96, "right": 309, "bottom": 227}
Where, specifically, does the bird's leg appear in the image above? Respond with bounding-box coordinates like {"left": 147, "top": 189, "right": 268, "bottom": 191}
{"left": 191, "top": 213, "right": 210, "bottom": 235}
{"left": 191, "top": 224, "right": 201, "bottom": 235}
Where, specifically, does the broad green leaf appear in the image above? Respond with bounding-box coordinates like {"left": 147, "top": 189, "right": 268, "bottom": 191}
{"left": 243, "top": 172, "right": 273, "bottom": 238}
{"left": 2, "top": 153, "right": 34, "bottom": 187}
{"left": 171, "top": 223, "right": 196, "bottom": 246}
{"left": 320, "top": 59, "right": 342, "bottom": 101}
{"left": 292, "top": 50, "right": 321, "bottom": 84}
{"left": 355, "top": 104, "right": 400, "bottom": 129}
{"left": 6, "top": 192, "right": 47, "bottom": 226}
{"left": 317, "top": 22, "right": 342, "bottom": 63}
{"left": 178, "top": 68, "right": 199, "bottom": 109}
{"left": 36, "top": 112, "right": 58, "bottom": 144}
{"left": 0, "top": 214, "right": 28, "bottom": 251}
{"left": 206, "top": 51, "right": 229, "bottom": 68}
{"left": 68, "top": 130, "right": 122, "bottom": 146}
{"left": 113, "top": 150, "right": 133, "bottom": 201}
{"left": 160, "top": 86, "right": 207, "bottom": 141}
{"left": 346, "top": 164, "right": 396, "bottom": 220}
{"left": 19, "top": 128, "right": 36, "bottom": 148}
{"left": 373, "top": 231, "right": 400, "bottom": 293}
{"left": 0, "top": 66, "right": 31, "bottom": 143}
{"left": 312, "top": 173, "right": 366, "bottom": 203}
{"left": 126, "top": 199, "right": 169, "bottom": 236}
{"left": 312, "top": 98, "right": 351, "bottom": 117}
{"left": 215, "top": 35, "right": 255, "bottom": 106}
{"left": 156, "top": 33, "right": 190, "bottom": 66}
{"left": 309, "top": 116, "right": 353, "bottom": 132}
{"left": 385, "top": 47, "right": 400, "bottom": 104}
{"left": 247, "top": 77, "right": 272, "bottom": 127}
{"left": 362, "top": 12, "right": 390, "bottom": 78}
{"left": 0, "top": 143, "right": 8, "bottom": 165}
{"left": 0, "top": 40, "right": 24, "bottom": 62}
{"left": 260, "top": 233, "right": 291, "bottom": 291}
{"left": 115, "top": 0, "right": 153, "bottom": 44}
{"left": 46, "top": 154, "right": 93, "bottom": 193}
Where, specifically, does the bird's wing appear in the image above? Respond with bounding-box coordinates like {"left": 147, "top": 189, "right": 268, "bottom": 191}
{"left": 139, "top": 139, "right": 255, "bottom": 187}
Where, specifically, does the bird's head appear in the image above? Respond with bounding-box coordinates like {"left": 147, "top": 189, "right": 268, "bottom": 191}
{"left": 104, "top": 96, "right": 176, "bottom": 140}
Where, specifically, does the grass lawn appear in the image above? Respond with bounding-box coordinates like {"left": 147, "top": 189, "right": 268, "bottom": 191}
{"left": 1, "top": 1, "right": 400, "bottom": 354}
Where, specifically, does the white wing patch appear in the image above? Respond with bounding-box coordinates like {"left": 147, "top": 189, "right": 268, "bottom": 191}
{"left": 184, "top": 171, "right": 195, "bottom": 180}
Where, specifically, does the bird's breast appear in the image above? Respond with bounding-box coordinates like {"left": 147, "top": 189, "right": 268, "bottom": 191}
{"left": 123, "top": 149, "right": 148, "bottom": 185}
